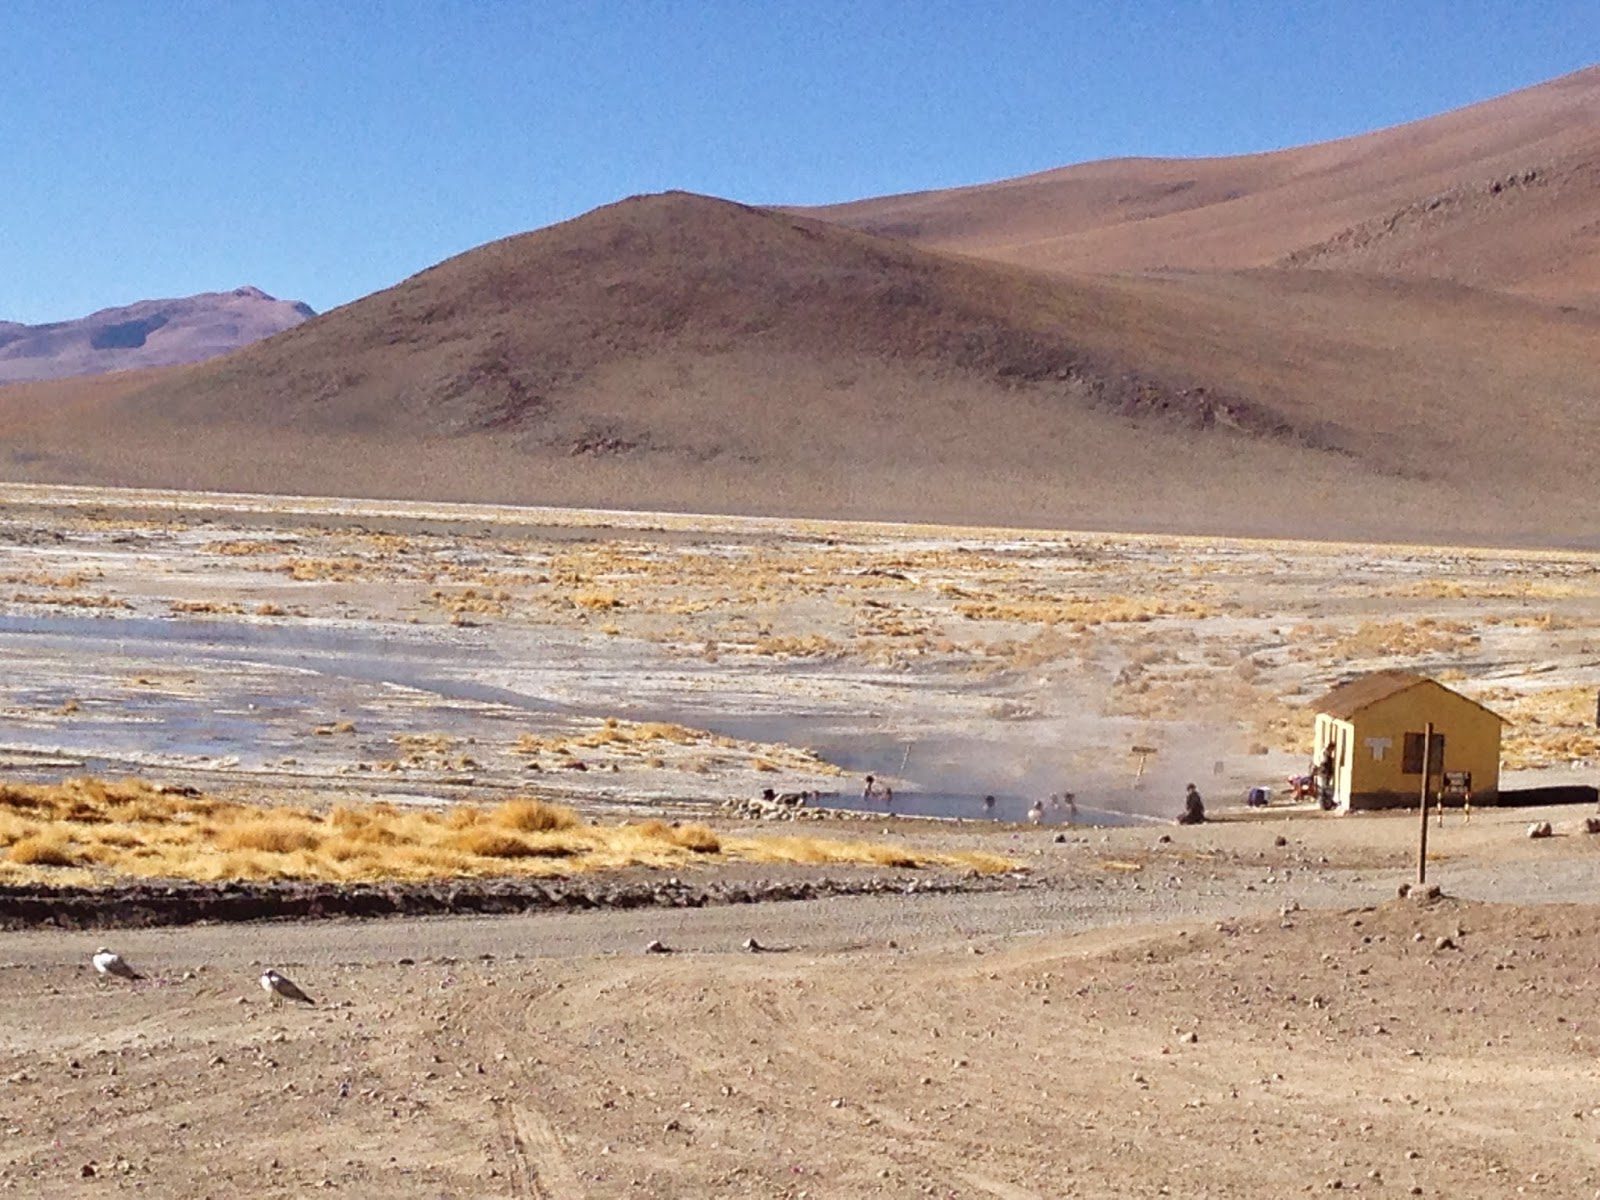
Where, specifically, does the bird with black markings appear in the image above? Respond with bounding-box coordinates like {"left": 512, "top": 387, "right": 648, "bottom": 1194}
{"left": 260, "top": 968, "right": 315, "bottom": 1006}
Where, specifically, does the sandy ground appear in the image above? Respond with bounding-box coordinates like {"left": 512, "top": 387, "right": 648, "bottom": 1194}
{"left": 4, "top": 803, "right": 1600, "bottom": 1197}
{"left": 1, "top": 488, "right": 1598, "bottom": 1196}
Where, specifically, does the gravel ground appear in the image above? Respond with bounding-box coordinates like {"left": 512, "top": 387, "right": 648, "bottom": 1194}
{"left": 3, "top": 804, "right": 1600, "bottom": 1197}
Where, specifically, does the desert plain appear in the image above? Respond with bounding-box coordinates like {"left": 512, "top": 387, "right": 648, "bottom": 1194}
{"left": 0, "top": 486, "right": 1595, "bottom": 1196}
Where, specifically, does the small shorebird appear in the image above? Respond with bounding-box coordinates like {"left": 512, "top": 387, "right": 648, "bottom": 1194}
{"left": 91, "top": 948, "right": 142, "bottom": 982}
{"left": 260, "top": 969, "right": 315, "bottom": 1006}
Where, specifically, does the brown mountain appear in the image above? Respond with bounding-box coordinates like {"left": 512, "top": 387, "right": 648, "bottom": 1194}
{"left": 3, "top": 188, "right": 1597, "bottom": 546}
{"left": 804, "top": 67, "right": 1600, "bottom": 307}
{"left": 0, "top": 287, "right": 315, "bottom": 384}
{"left": 3, "top": 70, "right": 1599, "bottom": 546}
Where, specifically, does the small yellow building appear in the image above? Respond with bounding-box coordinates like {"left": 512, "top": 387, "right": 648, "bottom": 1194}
{"left": 1311, "top": 671, "right": 1504, "bottom": 811}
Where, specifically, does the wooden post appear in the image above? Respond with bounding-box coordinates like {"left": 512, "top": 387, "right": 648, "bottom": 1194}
{"left": 1131, "top": 745, "right": 1157, "bottom": 786}
{"left": 1416, "top": 722, "right": 1434, "bottom": 886}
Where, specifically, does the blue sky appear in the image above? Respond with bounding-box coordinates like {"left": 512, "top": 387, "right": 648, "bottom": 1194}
{"left": 2, "top": 2, "right": 1595, "bottom": 323}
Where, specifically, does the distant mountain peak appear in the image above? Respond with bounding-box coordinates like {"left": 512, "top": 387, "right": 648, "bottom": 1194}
{"left": 0, "top": 287, "right": 315, "bottom": 385}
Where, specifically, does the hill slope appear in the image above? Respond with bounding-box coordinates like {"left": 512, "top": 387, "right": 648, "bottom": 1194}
{"left": 3, "top": 191, "right": 1598, "bottom": 546}
{"left": 109, "top": 192, "right": 1301, "bottom": 441}
{"left": 804, "top": 67, "right": 1600, "bottom": 307}
{"left": 0, "top": 287, "right": 315, "bottom": 383}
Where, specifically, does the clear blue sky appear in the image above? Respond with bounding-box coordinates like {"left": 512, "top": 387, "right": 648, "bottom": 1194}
{"left": 3, "top": 1, "right": 1595, "bottom": 323}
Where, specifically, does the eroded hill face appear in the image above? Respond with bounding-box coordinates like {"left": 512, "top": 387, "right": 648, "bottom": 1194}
{"left": 0, "top": 288, "right": 315, "bottom": 384}
{"left": 804, "top": 67, "right": 1600, "bottom": 307}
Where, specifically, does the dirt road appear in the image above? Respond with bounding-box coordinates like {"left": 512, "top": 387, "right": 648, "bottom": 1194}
{"left": 4, "top": 805, "right": 1600, "bottom": 1198}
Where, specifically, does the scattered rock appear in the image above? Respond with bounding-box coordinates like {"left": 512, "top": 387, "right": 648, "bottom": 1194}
{"left": 1527, "top": 821, "right": 1554, "bottom": 839}
{"left": 1274, "top": 836, "right": 1288, "bottom": 848}
{"left": 644, "top": 939, "right": 671, "bottom": 955}
{"left": 1583, "top": 817, "right": 1600, "bottom": 835}
{"left": 1399, "top": 882, "right": 1442, "bottom": 903}
{"left": 742, "top": 938, "right": 766, "bottom": 953}
{"left": 1434, "top": 935, "right": 1456, "bottom": 951}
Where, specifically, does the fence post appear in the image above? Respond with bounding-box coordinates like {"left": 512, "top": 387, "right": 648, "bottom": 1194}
{"left": 1416, "top": 722, "right": 1434, "bottom": 885}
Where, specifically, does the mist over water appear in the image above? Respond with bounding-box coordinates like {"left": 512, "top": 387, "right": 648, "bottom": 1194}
{"left": 797, "top": 714, "right": 1252, "bottom": 828}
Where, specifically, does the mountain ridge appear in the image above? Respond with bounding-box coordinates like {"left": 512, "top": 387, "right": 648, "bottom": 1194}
{"left": 3, "top": 69, "right": 1600, "bottom": 546}
{"left": 0, "top": 287, "right": 315, "bottom": 384}
{"left": 801, "top": 66, "right": 1600, "bottom": 306}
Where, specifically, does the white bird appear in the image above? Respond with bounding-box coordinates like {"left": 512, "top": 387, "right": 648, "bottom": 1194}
{"left": 260, "top": 969, "right": 315, "bottom": 1006}
{"left": 91, "top": 948, "right": 142, "bottom": 982}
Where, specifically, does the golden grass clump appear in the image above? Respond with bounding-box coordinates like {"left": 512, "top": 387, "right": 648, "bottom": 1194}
{"left": 749, "top": 634, "right": 844, "bottom": 659}
{"left": 512, "top": 718, "right": 844, "bottom": 776}
{"left": 8, "top": 834, "right": 80, "bottom": 867}
{"left": 1, "top": 570, "right": 90, "bottom": 590}
{"left": 169, "top": 599, "right": 246, "bottom": 615}
{"left": 428, "top": 587, "right": 510, "bottom": 618}
{"left": 1493, "top": 685, "right": 1600, "bottom": 769}
{"left": 0, "top": 776, "right": 1015, "bottom": 885}
{"left": 954, "top": 595, "right": 1212, "bottom": 627}
{"left": 493, "top": 798, "right": 580, "bottom": 832}
{"left": 444, "top": 828, "right": 575, "bottom": 859}
{"left": 216, "top": 820, "right": 323, "bottom": 854}
{"left": 281, "top": 557, "right": 364, "bottom": 582}
{"left": 627, "top": 820, "right": 722, "bottom": 854}
{"left": 210, "top": 539, "right": 287, "bottom": 556}
{"left": 1321, "top": 618, "right": 1480, "bottom": 660}
{"left": 11, "top": 591, "right": 131, "bottom": 610}
{"left": 571, "top": 589, "right": 622, "bottom": 611}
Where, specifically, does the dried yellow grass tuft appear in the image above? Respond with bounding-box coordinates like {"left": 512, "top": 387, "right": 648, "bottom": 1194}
{"left": 493, "top": 798, "right": 580, "bottom": 832}
{"left": 216, "top": 821, "right": 323, "bottom": 854}
{"left": 8, "top": 835, "right": 80, "bottom": 867}
{"left": 0, "top": 777, "right": 1016, "bottom": 885}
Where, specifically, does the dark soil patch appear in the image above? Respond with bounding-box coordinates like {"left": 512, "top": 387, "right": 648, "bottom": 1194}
{"left": 0, "top": 869, "right": 1023, "bottom": 930}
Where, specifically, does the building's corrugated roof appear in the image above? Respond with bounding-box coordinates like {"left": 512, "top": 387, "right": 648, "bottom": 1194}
{"left": 1313, "top": 670, "right": 1508, "bottom": 723}
{"left": 1314, "top": 670, "right": 1428, "bottom": 718}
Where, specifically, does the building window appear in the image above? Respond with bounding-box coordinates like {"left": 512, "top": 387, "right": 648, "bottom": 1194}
{"left": 1402, "top": 732, "right": 1445, "bottom": 775}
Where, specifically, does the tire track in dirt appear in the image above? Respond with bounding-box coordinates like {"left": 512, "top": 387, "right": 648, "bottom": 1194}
{"left": 506, "top": 1101, "right": 587, "bottom": 1199}
{"left": 721, "top": 944, "right": 1104, "bottom": 1198}
{"left": 482, "top": 990, "right": 586, "bottom": 1200}
{"left": 493, "top": 1098, "right": 538, "bottom": 1199}
{"left": 952, "top": 1170, "right": 1046, "bottom": 1200}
